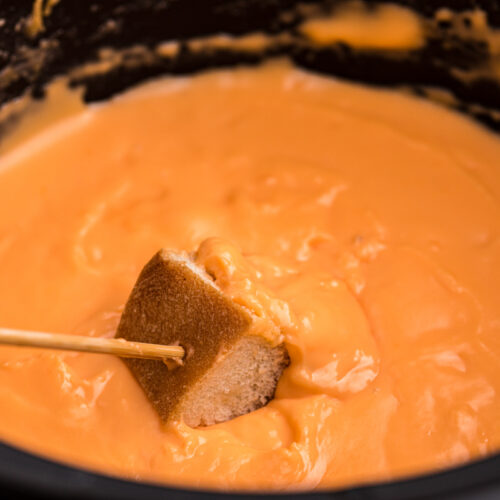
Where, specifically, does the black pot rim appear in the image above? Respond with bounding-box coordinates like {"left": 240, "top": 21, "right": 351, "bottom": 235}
{"left": 1, "top": 439, "right": 499, "bottom": 500}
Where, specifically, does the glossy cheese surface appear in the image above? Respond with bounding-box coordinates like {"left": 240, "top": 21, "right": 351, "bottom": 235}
{"left": 0, "top": 62, "right": 499, "bottom": 490}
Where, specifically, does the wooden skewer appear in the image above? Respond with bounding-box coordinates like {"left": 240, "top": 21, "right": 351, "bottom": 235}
{"left": 0, "top": 327, "right": 184, "bottom": 361}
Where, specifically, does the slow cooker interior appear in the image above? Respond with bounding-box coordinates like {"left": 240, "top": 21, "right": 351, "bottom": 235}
{"left": 1, "top": 0, "right": 500, "bottom": 128}
{"left": 0, "top": 1, "right": 500, "bottom": 499}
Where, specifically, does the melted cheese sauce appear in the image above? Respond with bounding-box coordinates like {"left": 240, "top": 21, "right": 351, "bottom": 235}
{"left": 0, "top": 61, "right": 499, "bottom": 491}
{"left": 300, "top": 3, "right": 424, "bottom": 50}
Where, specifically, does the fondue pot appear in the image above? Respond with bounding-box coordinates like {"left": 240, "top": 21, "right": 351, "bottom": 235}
{"left": 0, "top": 1, "right": 499, "bottom": 498}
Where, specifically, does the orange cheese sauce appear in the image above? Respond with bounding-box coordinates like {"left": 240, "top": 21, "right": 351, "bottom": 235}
{"left": 0, "top": 61, "right": 499, "bottom": 490}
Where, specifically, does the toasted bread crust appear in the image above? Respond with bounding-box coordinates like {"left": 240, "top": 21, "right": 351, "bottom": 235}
{"left": 116, "top": 250, "right": 288, "bottom": 425}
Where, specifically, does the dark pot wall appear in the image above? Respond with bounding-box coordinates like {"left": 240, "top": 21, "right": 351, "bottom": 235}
{"left": 1, "top": 1, "right": 500, "bottom": 128}
{"left": 1, "top": 428, "right": 500, "bottom": 499}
